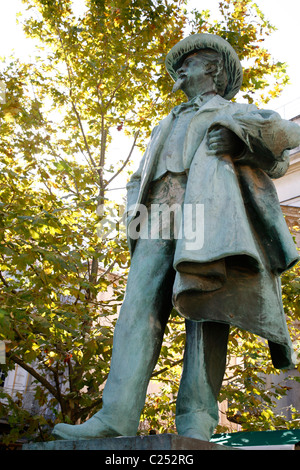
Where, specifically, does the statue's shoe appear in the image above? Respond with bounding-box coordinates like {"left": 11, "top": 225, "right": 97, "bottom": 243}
{"left": 180, "top": 430, "right": 208, "bottom": 441}
{"left": 178, "top": 426, "right": 210, "bottom": 441}
{"left": 52, "top": 416, "right": 120, "bottom": 440}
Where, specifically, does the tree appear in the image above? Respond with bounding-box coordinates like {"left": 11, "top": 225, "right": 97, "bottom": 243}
{"left": 0, "top": 0, "right": 187, "bottom": 443}
{"left": 0, "top": 0, "right": 298, "bottom": 444}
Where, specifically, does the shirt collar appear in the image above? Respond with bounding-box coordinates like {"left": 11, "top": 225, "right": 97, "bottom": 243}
{"left": 172, "top": 93, "right": 217, "bottom": 116}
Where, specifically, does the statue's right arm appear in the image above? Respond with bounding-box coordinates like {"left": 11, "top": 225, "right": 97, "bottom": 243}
{"left": 125, "top": 125, "right": 159, "bottom": 216}
{"left": 125, "top": 153, "right": 145, "bottom": 215}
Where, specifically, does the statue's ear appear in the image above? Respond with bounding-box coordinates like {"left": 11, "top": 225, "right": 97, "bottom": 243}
{"left": 205, "top": 62, "right": 218, "bottom": 76}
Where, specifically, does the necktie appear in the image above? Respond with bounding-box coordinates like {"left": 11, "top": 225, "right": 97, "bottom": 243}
{"left": 172, "top": 94, "right": 204, "bottom": 116}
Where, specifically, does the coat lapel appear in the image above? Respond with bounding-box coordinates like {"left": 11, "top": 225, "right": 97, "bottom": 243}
{"left": 183, "top": 95, "right": 232, "bottom": 169}
{"left": 137, "top": 112, "right": 174, "bottom": 206}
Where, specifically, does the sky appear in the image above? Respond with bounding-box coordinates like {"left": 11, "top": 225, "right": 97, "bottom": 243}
{"left": 1, "top": 0, "right": 299, "bottom": 119}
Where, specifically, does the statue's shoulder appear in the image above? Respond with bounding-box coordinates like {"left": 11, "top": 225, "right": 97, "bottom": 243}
{"left": 226, "top": 98, "right": 257, "bottom": 114}
{"left": 153, "top": 112, "right": 174, "bottom": 133}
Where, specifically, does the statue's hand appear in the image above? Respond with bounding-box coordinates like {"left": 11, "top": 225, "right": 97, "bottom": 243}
{"left": 207, "top": 127, "right": 245, "bottom": 159}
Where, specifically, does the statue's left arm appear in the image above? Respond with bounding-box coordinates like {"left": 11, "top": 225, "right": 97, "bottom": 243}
{"left": 208, "top": 108, "right": 300, "bottom": 178}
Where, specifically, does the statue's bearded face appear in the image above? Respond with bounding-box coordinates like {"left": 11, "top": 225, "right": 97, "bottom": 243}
{"left": 173, "top": 49, "right": 227, "bottom": 100}
{"left": 175, "top": 53, "right": 208, "bottom": 93}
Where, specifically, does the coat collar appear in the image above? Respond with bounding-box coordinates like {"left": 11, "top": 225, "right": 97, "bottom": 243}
{"left": 172, "top": 94, "right": 231, "bottom": 116}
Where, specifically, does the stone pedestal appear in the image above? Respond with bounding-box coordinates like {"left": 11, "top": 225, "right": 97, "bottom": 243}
{"left": 23, "top": 433, "right": 232, "bottom": 451}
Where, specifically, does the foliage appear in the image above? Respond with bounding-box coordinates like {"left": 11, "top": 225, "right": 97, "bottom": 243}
{"left": 0, "top": 0, "right": 298, "bottom": 444}
{"left": 0, "top": 0, "right": 187, "bottom": 442}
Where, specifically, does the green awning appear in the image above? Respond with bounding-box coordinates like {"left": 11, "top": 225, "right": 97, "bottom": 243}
{"left": 211, "top": 429, "right": 300, "bottom": 448}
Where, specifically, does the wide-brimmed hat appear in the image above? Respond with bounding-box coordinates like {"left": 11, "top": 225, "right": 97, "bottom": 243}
{"left": 165, "top": 33, "right": 243, "bottom": 100}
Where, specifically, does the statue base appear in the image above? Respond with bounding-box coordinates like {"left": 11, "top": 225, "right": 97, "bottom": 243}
{"left": 23, "top": 433, "right": 234, "bottom": 451}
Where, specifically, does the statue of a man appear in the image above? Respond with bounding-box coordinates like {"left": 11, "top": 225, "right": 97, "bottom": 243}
{"left": 53, "top": 34, "right": 300, "bottom": 442}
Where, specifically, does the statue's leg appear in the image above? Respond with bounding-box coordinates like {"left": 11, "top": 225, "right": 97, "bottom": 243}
{"left": 175, "top": 320, "right": 229, "bottom": 441}
{"left": 52, "top": 236, "right": 175, "bottom": 440}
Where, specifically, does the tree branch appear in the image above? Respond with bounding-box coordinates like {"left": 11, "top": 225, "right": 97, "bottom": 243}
{"left": 151, "top": 358, "right": 183, "bottom": 378}
{"left": 0, "top": 270, "right": 17, "bottom": 294}
{"left": 105, "top": 130, "right": 140, "bottom": 189}
{"left": 6, "top": 352, "right": 61, "bottom": 402}
{"left": 55, "top": 26, "right": 100, "bottom": 176}
{"left": 74, "top": 396, "right": 103, "bottom": 422}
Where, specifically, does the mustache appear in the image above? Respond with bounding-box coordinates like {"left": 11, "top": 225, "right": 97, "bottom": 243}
{"left": 172, "top": 74, "right": 186, "bottom": 93}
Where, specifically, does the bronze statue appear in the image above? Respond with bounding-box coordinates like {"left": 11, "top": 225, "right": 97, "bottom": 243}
{"left": 53, "top": 33, "right": 300, "bottom": 441}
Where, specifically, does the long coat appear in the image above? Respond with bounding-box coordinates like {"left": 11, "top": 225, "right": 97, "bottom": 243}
{"left": 126, "top": 95, "right": 300, "bottom": 369}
